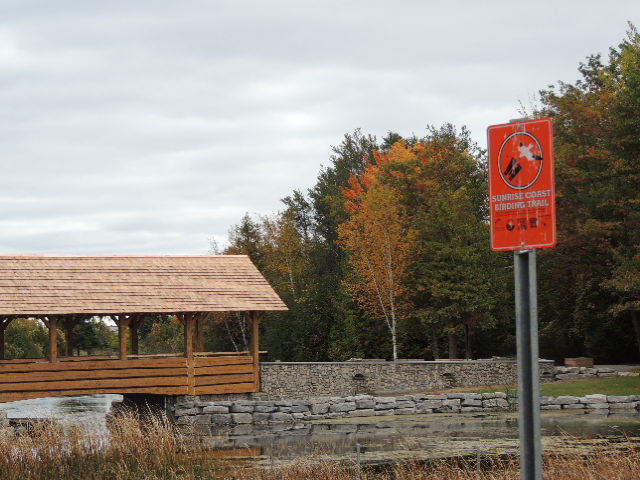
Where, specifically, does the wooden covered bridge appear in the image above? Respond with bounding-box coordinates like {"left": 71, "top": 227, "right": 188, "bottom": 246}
{"left": 0, "top": 255, "right": 287, "bottom": 402}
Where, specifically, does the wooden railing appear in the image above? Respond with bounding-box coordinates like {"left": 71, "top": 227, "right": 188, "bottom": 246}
{"left": 0, "top": 353, "right": 258, "bottom": 402}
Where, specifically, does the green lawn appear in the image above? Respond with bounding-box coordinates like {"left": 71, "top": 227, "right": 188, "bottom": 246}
{"left": 458, "top": 376, "right": 640, "bottom": 397}
{"left": 540, "top": 376, "right": 640, "bottom": 397}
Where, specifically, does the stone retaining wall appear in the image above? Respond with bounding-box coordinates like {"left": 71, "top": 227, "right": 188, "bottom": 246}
{"left": 260, "top": 359, "right": 555, "bottom": 398}
{"left": 552, "top": 366, "right": 631, "bottom": 380}
{"left": 170, "top": 392, "right": 640, "bottom": 426}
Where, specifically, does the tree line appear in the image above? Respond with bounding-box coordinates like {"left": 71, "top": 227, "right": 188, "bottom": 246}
{"left": 3, "top": 27, "right": 638, "bottom": 364}
{"left": 216, "top": 26, "right": 640, "bottom": 364}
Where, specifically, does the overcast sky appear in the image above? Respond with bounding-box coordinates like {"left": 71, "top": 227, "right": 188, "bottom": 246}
{"left": 0, "top": 1, "right": 637, "bottom": 254}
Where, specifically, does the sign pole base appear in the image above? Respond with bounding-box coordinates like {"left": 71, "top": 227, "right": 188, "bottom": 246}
{"left": 515, "top": 249, "right": 542, "bottom": 480}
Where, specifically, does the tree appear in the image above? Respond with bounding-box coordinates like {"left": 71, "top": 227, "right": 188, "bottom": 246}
{"left": 339, "top": 176, "right": 412, "bottom": 361}
{"left": 73, "top": 318, "right": 116, "bottom": 355}
{"left": 538, "top": 24, "right": 640, "bottom": 362}
{"left": 5, "top": 318, "right": 49, "bottom": 359}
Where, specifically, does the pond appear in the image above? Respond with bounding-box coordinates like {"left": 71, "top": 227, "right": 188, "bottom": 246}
{"left": 2, "top": 395, "right": 639, "bottom": 466}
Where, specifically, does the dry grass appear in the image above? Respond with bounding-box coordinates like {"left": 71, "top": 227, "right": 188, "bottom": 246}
{"left": 0, "top": 411, "right": 637, "bottom": 479}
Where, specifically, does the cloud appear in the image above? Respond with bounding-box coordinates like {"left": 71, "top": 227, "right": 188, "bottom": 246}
{"left": 0, "top": 1, "right": 636, "bottom": 253}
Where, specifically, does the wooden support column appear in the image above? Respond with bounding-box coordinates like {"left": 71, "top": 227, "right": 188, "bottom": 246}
{"left": 0, "top": 317, "right": 10, "bottom": 360}
{"left": 48, "top": 317, "right": 58, "bottom": 363}
{"left": 118, "top": 315, "right": 131, "bottom": 361}
{"left": 250, "top": 311, "right": 263, "bottom": 392}
{"left": 184, "top": 313, "right": 195, "bottom": 360}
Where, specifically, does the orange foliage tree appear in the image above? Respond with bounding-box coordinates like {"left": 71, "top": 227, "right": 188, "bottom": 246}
{"left": 338, "top": 144, "right": 413, "bottom": 360}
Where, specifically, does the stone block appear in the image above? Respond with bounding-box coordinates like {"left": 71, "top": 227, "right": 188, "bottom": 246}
{"left": 252, "top": 413, "right": 271, "bottom": 422}
{"left": 349, "top": 409, "right": 375, "bottom": 417}
{"left": 609, "top": 402, "right": 637, "bottom": 410}
{"left": 552, "top": 396, "right": 579, "bottom": 405}
{"left": 270, "top": 412, "right": 293, "bottom": 422}
{"left": 482, "top": 398, "right": 509, "bottom": 409}
{"left": 417, "top": 400, "right": 444, "bottom": 409}
{"left": 447, "top": 393, "right": 482, "bottom": 400}
{"left": 232, "top": 413, "right": 253, "bottom": 424}
{"left": 461, "top": 407, "right": 484, "bottom": 412}
{"left": 254, "top": 405, "right": 277, "bottom": 413}
{"left": 541, "top": 405, "right": 562, "bottom": 410}
{"left": 482, "top": 392, "right": 506, "bottom": 399}
{"left": 562, "top": 404, "right": 586, "bottom": 409}
{"left": 581, "top": 394, "right": 607, "bottom": 404}
{"left": 311, "top": 403, "right": 330, "bottom": 415}
{"left": 202, "top": 405, "right": 230, "bottom": 414}
{"left": 586, "top": 403, "right": 609, "bottom": 409}
{"left": 292, "top": 413, "right": 306, "bottom": 420}
{"left": 395, "top": 400, "right": 415, "bottom": 409}
{"left": 174, "top": 407, "right": 200, "bottom": 416}
{"left": 355, "top": 397, "right": 375, "bottom": 409}
{"left": 290, "top": 405, "right": 310, "bottom": 413}
{"left": 607, "top": 396, "right": 630, "bottom": 403}
{"left": 330, "top": 402, "right": 356, "bottom": 413}
{"left": 211, "top": 414, "right": 232, "bottom": 425}
{"left": 597, "top": 373, "right": 617, "bottom": 377}
{"left": 374, "top": 397, "right": 396, "bottom": 404}
{"left": 375, "top": 409, "right": 394, "bottom": 416}
{"left": 194, "top": 415, "right": 212, "bottom": 424}
{"left": 174, "top": 401, "right": 195, "bottom": 409}
{"left": 423, "top": 394, "right": 447, "bottom": 400}
{"left": 230, "top": 404, "right": 254, "bottom": 413}
{"left": 461, "top": 399, "right": 482, "bottom": 407}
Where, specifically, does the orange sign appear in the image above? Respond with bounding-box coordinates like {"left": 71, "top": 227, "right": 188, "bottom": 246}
{"left": 487, "top": 118, "right": 556, "bottom": 251}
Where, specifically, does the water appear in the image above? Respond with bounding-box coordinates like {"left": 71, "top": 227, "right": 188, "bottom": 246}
{"left": 1, "top": 394, "right": 121, "bottom": 427}
{"left": 1, "top": 396, "right": 639, "bottom": 465}
{"left": 197, "top": 411, "right": 640, "bottom": 465}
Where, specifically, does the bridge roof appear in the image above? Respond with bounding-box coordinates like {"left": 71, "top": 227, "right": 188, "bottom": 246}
{"left": 0, "top": 255, "right": 288, "bottom": 316}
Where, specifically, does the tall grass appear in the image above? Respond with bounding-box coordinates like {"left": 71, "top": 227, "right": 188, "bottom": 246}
{"left": 0, "top": 411, "right": 637, "bottom": 479}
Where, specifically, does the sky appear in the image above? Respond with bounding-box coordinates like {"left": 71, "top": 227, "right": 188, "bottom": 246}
{"left": 0, "top": 1, "right": 637, "bottom": 254}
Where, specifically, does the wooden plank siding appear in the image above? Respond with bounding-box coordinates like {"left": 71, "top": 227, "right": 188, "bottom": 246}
{"left": 0, "top": 355, "right": 257, "bottom": 402}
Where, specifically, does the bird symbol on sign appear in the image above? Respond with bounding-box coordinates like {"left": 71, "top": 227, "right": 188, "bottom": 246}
{"left": 519, "top": 143, "right": 543, "bottom": 161}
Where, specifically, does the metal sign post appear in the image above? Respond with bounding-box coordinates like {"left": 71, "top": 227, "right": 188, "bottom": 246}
{"left": 487, "top": 118, "right": 555, "bottom": 480}
{"left": 514, "top": 249, "right": 542, "bottom": 480}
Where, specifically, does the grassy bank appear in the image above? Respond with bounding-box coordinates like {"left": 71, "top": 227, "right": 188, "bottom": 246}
{"left": 458, "top": 375, "right": 640, "bottom": 397}
{"left": 0, "top": 411, "right": 638, "bottom": 479}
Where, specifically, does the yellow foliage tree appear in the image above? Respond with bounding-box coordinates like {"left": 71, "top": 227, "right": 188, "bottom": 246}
{"left": 338, "top": 169, "right": 412, "bottom": 360}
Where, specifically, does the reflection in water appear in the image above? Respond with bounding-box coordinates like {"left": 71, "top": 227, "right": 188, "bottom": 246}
{"left": 0, "top": 394, "right": 122, "bottom": 427}
{"left": 0, "top": 396, "right": 639, "bottom": 465}
{"left": 196, "top": 412, "right": 640, "bottom": 465}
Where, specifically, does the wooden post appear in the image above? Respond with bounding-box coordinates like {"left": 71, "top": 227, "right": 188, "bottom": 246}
{"left": 118, "top": 315, "right": 131, "bottom": 361}
{"left": 184, "top": 313, "right": 195, "bottom": 360}
{"left": 48, "top": 317, "right": 58, "bottom": 363}
{"left": 131, "top": 315, "right": 139, "bottom": 355}
{"left": 0, "top": 318, "right": 7, "bottom": 361}
{"left": 250, "top": 311, "right": 263, "bottom": 392}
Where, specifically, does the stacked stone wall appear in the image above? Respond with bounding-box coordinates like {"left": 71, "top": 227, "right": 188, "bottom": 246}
{"left": 170, "top": 392, "right": 640, "bottom": 426}
{"left": 259, "top": 359, "right": 555, "bottom": 398}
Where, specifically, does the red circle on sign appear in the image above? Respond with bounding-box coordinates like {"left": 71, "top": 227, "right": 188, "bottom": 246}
{"left": 498, "top": 132, "right": 544, "bottom": 190}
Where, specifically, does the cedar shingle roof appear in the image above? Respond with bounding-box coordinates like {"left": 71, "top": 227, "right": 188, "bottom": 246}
{"left": 0, "top": 255, "right": 288, "bottom": 315}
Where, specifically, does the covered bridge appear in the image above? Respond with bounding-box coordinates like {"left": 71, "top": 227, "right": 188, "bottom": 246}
{"left": 0, "top": 255, "right": 287, "bottom": 402}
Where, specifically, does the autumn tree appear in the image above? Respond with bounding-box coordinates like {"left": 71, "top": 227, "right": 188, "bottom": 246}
{"left": 538, "top": 24, "right": 640, "bottom": 361}
{"left": 338, "top": 159, "right": 413, "bottom": 360}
